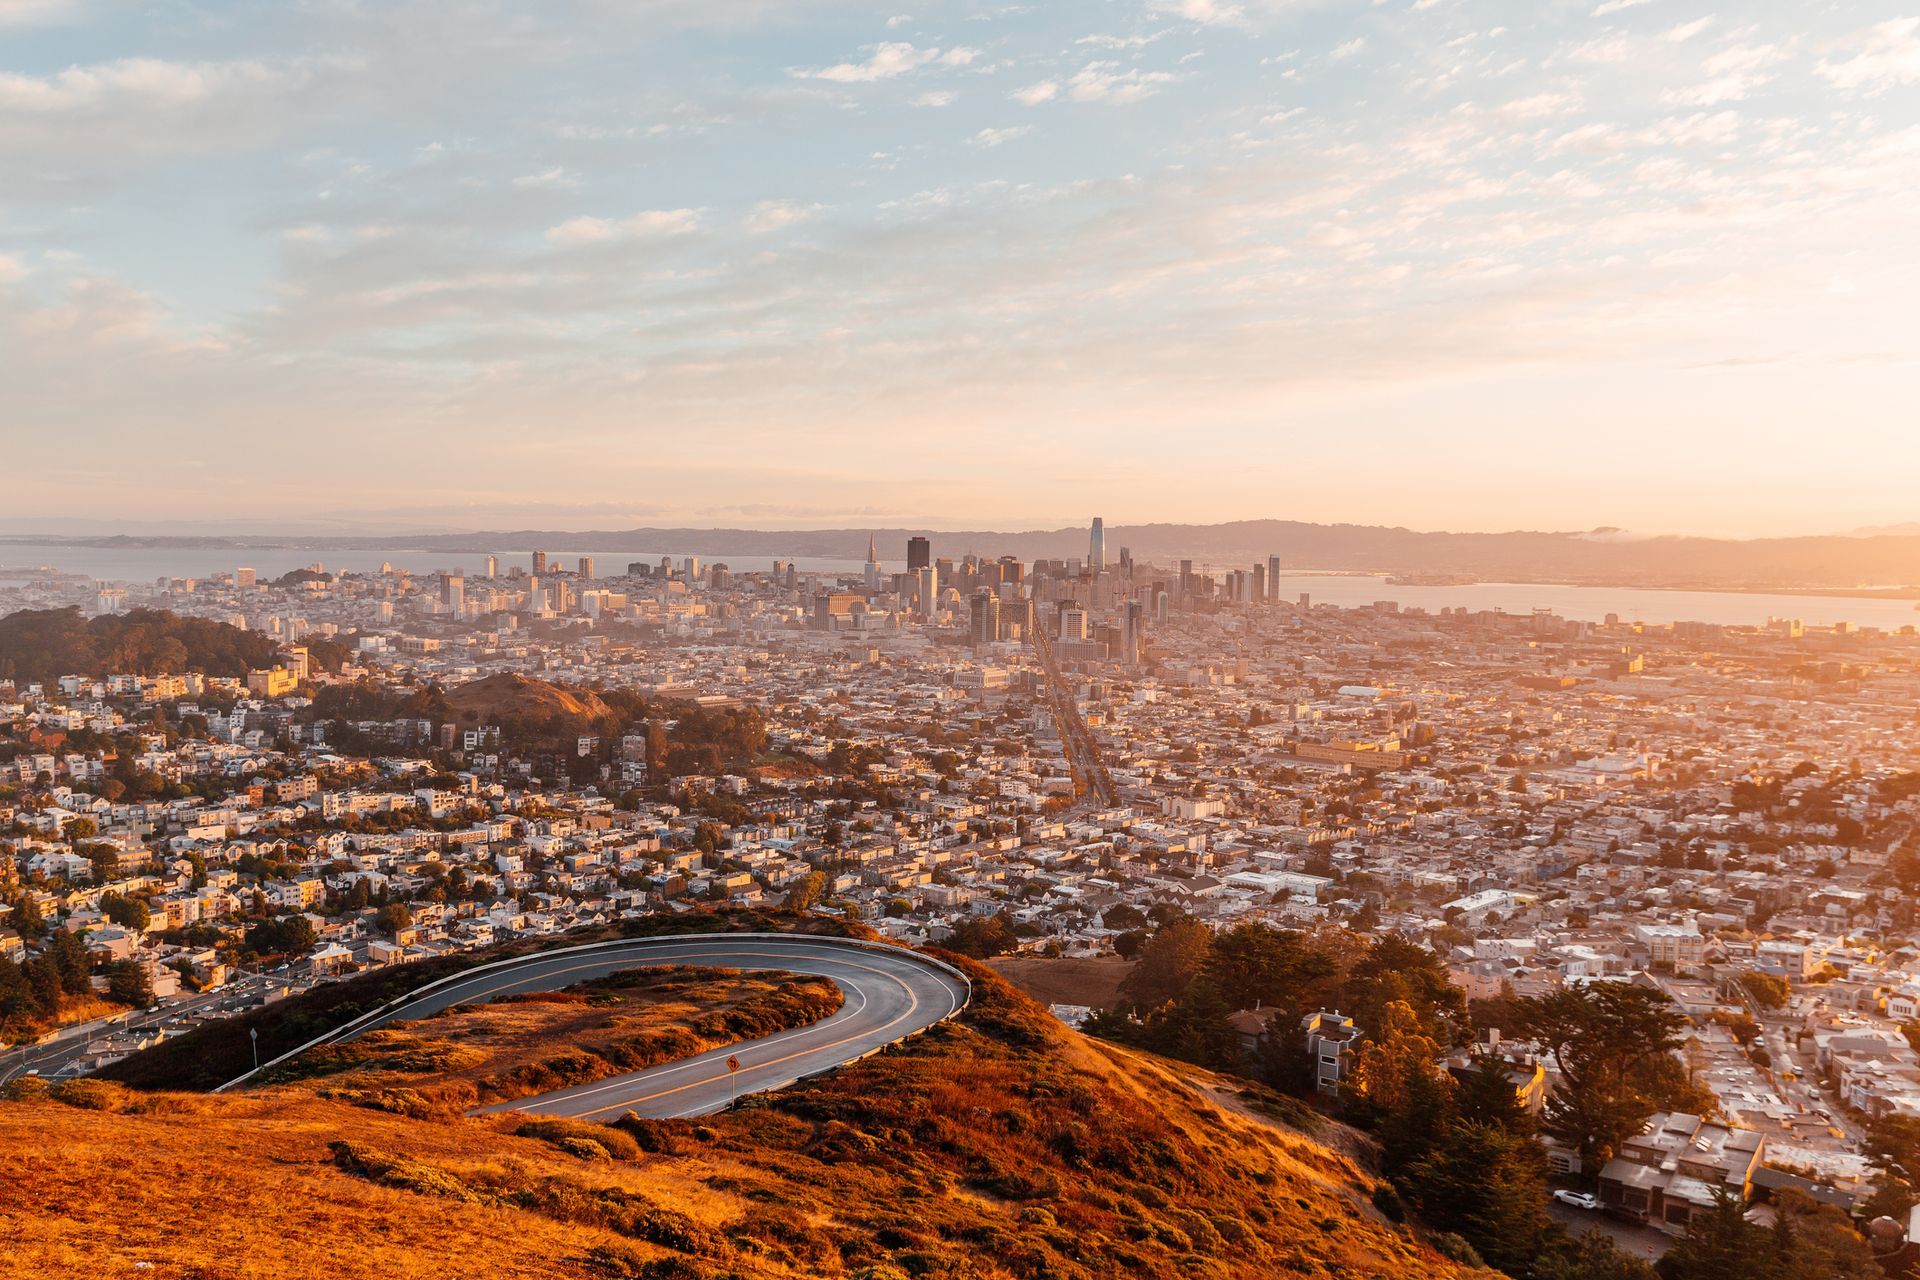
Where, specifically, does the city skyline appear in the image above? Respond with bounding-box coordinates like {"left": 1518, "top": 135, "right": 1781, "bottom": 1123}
{"left": 3, "top": 1, "right": 1919, "bottom": 536}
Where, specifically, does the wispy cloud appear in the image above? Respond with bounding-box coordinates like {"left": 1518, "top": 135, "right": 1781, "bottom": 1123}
{"left": 1818, "top": 17, "right": 1920, "bottom": 91}
{"left": 1152, "top": 0, "right": 1243, "bottom": 27}
{"left": 969, "top": 125, "right": 1031, "bottom": 147}
{"left": 545, "top": 209, "right": 701, "bottom": 245}
{"left": 1068, "top": 62, "right": 1176, "bottom": 104}
{"left": 800, "top": 42, "right": 941, "bottom": 83}
{"left": 742, "top": 200, "right": 823, "bottom": 234}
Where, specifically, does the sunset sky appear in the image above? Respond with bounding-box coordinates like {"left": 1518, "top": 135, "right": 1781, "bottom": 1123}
{"left": 2, "top": 0, "right": 1918, "bottom": 536}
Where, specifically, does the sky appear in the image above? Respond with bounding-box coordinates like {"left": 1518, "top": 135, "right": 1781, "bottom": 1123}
{"left": 1, "top": 0, "right": 1918, "bottom": 538}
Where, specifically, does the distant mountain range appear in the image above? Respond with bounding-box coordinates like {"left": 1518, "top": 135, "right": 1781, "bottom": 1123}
{"left": 6, "top": 519, "right": 1920, "bottom": 592}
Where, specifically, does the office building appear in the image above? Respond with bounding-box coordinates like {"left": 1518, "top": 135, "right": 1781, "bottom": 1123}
{"left": 441, "top": 572, "right": 465, "bottom": 614}
{"left": 1121, "top": 599, "right": 1145, "bottom": 664}
{"left": 578, "top": 556, "right": 595, "bottom": 580}
{"left": 235, "top": 567, "right": 257, "bottom": 589}
{"left": 1267, "top": 554, "right": 1281, "bottom": 602}
{"left": 971, "top": 591, "right": 1002, "bottom": 646}
{"left": 915, "top": 565, "right": 938, "bottom": 613}
{"left": 907, "top": 536, "right": 931, "bottom": 572}
{"left": 530, "top": 551, "right": 547, "bottom": 575}
{"left": 484, "top": 554, "right": 498, "bottom": 578}
{"left": 812, "top": 591, "right": 862, "bottom": 630}
{"left": 864, "top": 535, "right": 881, "bottom": 593}
{"left": 1089, "top": 517, "right": 1105, "bottom": 573}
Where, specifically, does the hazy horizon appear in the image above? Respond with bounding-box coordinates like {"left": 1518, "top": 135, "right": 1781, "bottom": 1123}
{"left": 3, "top": 513, "right": 1920, "bottom": 543}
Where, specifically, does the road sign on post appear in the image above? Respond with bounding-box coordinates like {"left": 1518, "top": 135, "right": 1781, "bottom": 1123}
{"left": 727, "top": 1055, "right": 740, "bottom": 1109}
{"left": 250, "top": 1027, "right": 259, "bottom": 1071}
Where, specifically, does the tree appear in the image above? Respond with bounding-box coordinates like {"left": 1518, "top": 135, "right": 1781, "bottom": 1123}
{"left": 1657, "top": 1186, "right": 1880, "bottom": 1280}
{"left": 1119, "top": 917, "right": 1213, "bottom": 1009}
{"left": 1762, "top": 1189, "right": 1881, "bottom": 1280}
{"left": 100, "top": 893, "right": 151, "bottom": 932}
{"left": 7, "top": 893, "right": 44, "bottom": 937}
{"left": 1738, "top": 971, "right": 1790, "bottom": 1011}
{"left": 1454, "top": 1052, "right": 1534, "bottom": 1136}
{"left": 1535, "top": 1231, "right": 1658, "bottom": 1280}
{"left": 24, "top": 954, "right": 64, "bottom": 1018}
{"left": 943, "top": 912, "right": 1018, "bottom": 959}
{"left": 1514, "top": 981, "right": 1687, "bottom": 1168}
{"left": 106, "top": 959, "right": 153, "bottom": 1007}
{"left": 247, "top": 913, "right": 317, "bottom": 957}
{"left": 783, "top": 871, "right": 828, "bottom": 913}
{"left": 1346, "top": 933, "right": 1467, "bottom": 1045}
{"left": 1344, "top": 1000, "right": 1457, "bottom": 1173}
{"left": 1402, "top": 1121, "right": 1553, "bottom": 1274}
{"left": 49, "top": 929, "right": 92, "bottom": 994}
{"left": 1862, "top": 1113, "right": 1920, "bottom": 1219}
{"left": 373, "top": 902, "right": 414, "bottom": 936}
{"left": 0, "top": 957, "right": 43, "bottom": 1036}
{"left": 1101, "top": 903, "right": 1148, "bottom": 931}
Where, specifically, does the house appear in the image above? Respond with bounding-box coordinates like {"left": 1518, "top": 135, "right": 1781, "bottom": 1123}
{"left": 1302, "top": 1010, "right": 1363, "bottom": 1095}
{"left": 1598, "top": 1112, "right": 1766, "bottom": 1234}
{"left": 309, "top": 943, "right": 355, "bottom": 976}
{"left": 1443, "top": 1042, "right": 1547, "bottom": 1116}
{"left": 1227, "top": 1006, "right": 1281, "bottom": 1057}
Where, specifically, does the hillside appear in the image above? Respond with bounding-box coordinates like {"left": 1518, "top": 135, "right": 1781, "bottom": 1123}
{"left": 13, "top": 946, "right": 1496, "bottom": 1280}
{"left": 445, "top": 672, "right": 613, "bottom": 726}
{"left": 0, "top": 606, "right": 281, "bottom": 684}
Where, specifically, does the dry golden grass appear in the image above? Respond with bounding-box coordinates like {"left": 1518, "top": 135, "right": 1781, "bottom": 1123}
{"left": 279, "top": 965, "right": 841, "bottom": 1117}
{"left": 4, "top": 954, "right": 1501, "bottom": 1280}
{"left": 985, "top": 955, "right": 1132, "bottom": 1010}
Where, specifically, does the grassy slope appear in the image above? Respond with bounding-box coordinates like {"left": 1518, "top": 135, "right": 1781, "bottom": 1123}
{"left": 5, "top": 953, "right": 1497, "bottom": 1280}
{"left": 985, "top": 955, "right": 1132, "bottom": 1011}
{"left": 283, "top": 965, "right": 844, "bottom": 1113}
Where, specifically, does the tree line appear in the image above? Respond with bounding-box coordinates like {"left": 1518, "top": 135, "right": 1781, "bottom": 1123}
{"left": 1084, "top": 916, "right": 1884, "bottom": 1280}
{"left": 0, "top": 607, "right": 281, "bottom": 683}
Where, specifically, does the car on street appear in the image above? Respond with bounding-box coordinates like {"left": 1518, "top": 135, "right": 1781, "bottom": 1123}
{"left": 1553, "top": 1190, "right": 1601, "bottom": 1210}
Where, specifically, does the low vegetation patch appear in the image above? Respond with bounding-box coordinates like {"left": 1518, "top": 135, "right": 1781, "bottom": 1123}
{"left": 99, "top": 909, "right": 873, "bottom": 1091}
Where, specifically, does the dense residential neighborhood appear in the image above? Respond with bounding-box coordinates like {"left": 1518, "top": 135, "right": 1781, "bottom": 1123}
{"left": 5, "top": 537, "right": 1920, "bottom": 1270}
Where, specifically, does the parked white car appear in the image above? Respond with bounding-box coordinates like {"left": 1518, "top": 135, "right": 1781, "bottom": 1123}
{"left": 1553, "top": 1190, "right": 1601, "bottom": 1211}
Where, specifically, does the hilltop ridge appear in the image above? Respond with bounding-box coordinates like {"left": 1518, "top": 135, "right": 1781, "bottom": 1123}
{"left": 11, "top": 945, "right": 1496, "bottom": 1280}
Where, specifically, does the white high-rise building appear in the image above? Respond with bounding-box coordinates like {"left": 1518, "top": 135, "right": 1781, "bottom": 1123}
{"left": 864, "top": 534, "right": 881, "bottom": 593}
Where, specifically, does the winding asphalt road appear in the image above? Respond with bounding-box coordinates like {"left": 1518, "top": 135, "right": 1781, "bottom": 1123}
{"left": 232, "top": 933, "right": 970, "bottom": 1121}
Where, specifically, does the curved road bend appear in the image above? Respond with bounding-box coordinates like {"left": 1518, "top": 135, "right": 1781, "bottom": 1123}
{"left": 326, "top": 935, "right": 969, "bottom": 1121}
